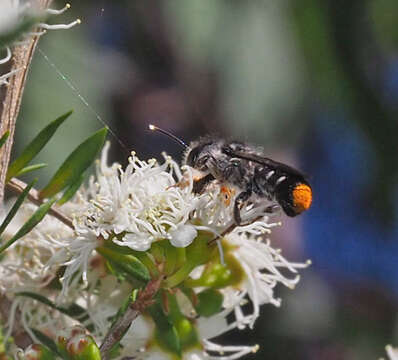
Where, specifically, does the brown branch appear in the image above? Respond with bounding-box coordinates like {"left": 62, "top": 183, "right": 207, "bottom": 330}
{"left": 0, "top": 0, "right": 54, "bottom": 204}
{"left": 99, "top": 277, "right": 163, "bottom": 360}
{"left": 6, "top": 177, "right": 74, "bottom": 229}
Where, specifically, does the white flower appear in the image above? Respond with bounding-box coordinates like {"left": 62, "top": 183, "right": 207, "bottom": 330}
{"left": 169, "top": 224, "right": 198, "bottom": 247}
{"left": 0, "top": 1, "right": 79, "bottom": 86}
{"left": 1, "top": 143, "right": 310, "bottom": 360}
{"left": 385, "top": 345, "right": 398, "bottom": 360}
{"left": 0, "top": 201, "right": 76, "bottom": 294}
{"left": 72, "top": 143, "right": 199, "bottom": 249}
{"left": 221, "top": 231, "right": 310, "bottom": 329}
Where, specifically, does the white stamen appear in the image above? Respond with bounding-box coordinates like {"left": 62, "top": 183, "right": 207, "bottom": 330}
{"left": 0, "top": 47, "right": 11, "bottom": 65}
{"left": 38, "top": 19, "right": 81, "bottom": 30}
{"left": 46, "top": 3, "right": 71, "bottom": 15}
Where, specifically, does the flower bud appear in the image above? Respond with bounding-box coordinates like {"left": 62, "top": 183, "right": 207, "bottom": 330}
{"left": 56, "top": 326, "right": 100, "bottom": 360}
{"left": 56, "top": 326, "right": 87, "bottom": 358}
{"left": 65, "top": 334, "right": 101, "bottom": 360}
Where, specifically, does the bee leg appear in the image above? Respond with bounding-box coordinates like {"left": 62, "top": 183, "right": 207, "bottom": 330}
{"left": 265, "top": 204, "right": 280, "bottom": 214}
{"left": 192, "top": 173, "right": 215, "bottom": 194}
{"left": 233, "top": 190, "right": 252, "bottom": 225}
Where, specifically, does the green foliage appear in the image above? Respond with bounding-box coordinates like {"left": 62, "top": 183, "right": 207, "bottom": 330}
{"left": 195, "top": 288, "right": 223, "bottom": 317}
{"left": 163, "top": 232, "right": 214, "bottom": 288}
{"left": 30, "top": 329, "right": 61, "bottom": 358}
{"left": 0, "top": 197, "right": 57, "bottom": 255}
{"left": 149, "top": 302, "right": 181, "bottom": 357}
{"left": 185, "top": 252, "right": 244, "bottom": 289}
{"left": 58, "top": 173, "right": 85, "bottom": 205}
{"left": 0, "top": 131, "right": 10, "bottom": 149}
{"left": 6, "top": 110, "right": 72, "bottom": 182}
{"left": 40, "top": 128, "right": 107, "bottom": 199}
{"left": 16, "top": 291, "right": 89, "bottom": 323}
{"left": 15, "top": 163, "right": 47, "bottom": 177}
{"left": 0, "top": 179, "right": 37, "bottom": 238}
{"left": 97, "top": 246, "right": 151, "bottom": 283}
{"left": 70, "top": 336, "right": 101, "bottom": 360}
{"left": 166, "top": 292, "right": 199, "bottom": 350}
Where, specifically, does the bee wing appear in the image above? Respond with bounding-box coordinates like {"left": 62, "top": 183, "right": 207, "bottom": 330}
{"left": 223, "top": 148, "right": 306, "bottom": 178}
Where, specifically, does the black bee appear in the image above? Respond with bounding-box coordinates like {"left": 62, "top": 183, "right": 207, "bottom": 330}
{"left": 149, "top": 125, "right": 312, "bottom": 225}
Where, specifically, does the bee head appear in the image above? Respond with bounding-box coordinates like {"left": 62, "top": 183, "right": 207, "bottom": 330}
{"left": 184, "top": 139, "right": 216, "bottom": 171}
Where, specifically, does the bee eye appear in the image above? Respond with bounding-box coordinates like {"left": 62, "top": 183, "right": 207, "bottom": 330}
{"left": 186, "top": 141, "right": 212, "bottom": 166}
{"left": 187, "top": 147, "right": 200, "bottom": 166}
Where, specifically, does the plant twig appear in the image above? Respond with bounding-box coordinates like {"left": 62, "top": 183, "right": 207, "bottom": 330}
{"left": 6, "top": 177, "right": 74, "bottom": 229}
{"left": 0, "top": 0, "right": 54, "bottom": 204}
{"left": 0, "top": 1, "right": 54, "bottom": 350}
{"left": 99, "top": 277, "right": 163, "bottom": 360}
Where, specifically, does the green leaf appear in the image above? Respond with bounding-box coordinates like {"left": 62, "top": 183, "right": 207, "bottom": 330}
{"left": 16, "top": 291, "right": 89, "bottom": 323}
{"left": 104, "top": 240, "right": 159, "bottom": 277}
{"left": 15, "top": 163, "right": 47, "bottom": 177}
{"left": 166, "top": 292, "right": 198, "bottom": 349}
{"left": 0, "top": 131, "right": 10, "bottom": 149}
{"left": 57, "top": 173, "right": 85, "bottom": 205}
{"left": 97, "top": 246, "right": 150, "bottom": 283}
{"left": 110, "top": 290, "right": 138, "bottom": 327}
{"left": 30, "top": 329, "right": 61, "bottom": 358}
{"left": 0, "top": 179, "right": 37, "bottom": 238}
{"left": 148, "top": 302, "right": 181, "bottom": 357}
{"left": 0, "top": 197, "right": 57, "bottom": 255}
{"left": 40, "top": 128, "right": 107, "bottom": 199}
{"left": 6, "top": 111, "right": 72, "bottom": 182}
{"left": 195, "top": 289, "right": 223, "bottom": 317}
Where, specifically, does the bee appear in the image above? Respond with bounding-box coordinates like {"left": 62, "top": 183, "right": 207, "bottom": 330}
{"left": 149, "top": 125, "right": 312, "bottom": 225}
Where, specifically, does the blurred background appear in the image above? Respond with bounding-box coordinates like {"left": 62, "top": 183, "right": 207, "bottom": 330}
{"left": 11, "top": 0, "right": 398, "bottom": 358}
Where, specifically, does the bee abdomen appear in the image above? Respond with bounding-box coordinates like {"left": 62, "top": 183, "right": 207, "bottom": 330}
{"left": 275, "top": 178, "right": 312, "bottom": 217}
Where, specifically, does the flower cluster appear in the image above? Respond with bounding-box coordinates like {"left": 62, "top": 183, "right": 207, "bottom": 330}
{"left": 0, "top": 1, "right": 80, "bottom": 86}
{"left": 0, "top": 143, "right": 309, "bottom": 359}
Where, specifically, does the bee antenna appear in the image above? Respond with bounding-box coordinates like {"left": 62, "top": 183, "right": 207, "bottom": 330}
{"left": 148, "top": 124, "right": 188, "bottom": 149}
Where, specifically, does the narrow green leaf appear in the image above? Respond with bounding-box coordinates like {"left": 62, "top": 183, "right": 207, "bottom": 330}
{"left": 0, "top": 197, "right": 57, "bottom": 255}
{"left": 57, "top": 173, "right": 85, "bottom": 205}
{"left": 148, "top": 302, "right": 181, "bottom": 357}
{"left": 0, "top": 179, "right": 37, "bottom": 238}
{"left": 30, "top": 329, "right": 61, "bottom": 357}
{"left": 17, "top": 291, "right": 56, "bottom": 308}
{"left": 16, "top": 291, "right": 89, "bottom": 322}
{"left": 97, "top": 246, "right": 150, "bottom": 283}
{"left": 15, "top": 163, "right": 47, "bottom": 177}
{"left": 104, "top": 240, "right": 159, "bottom": 277}
{"left": 7, "top": 111, "right": 73, "bottom": 182}
{"left": 0, "top": 131, "right": 10, "bottom": 149}
{"left": 40, "top": 128, "right": 107, "bottom": 199}
{"left": 110, "top": 290, "right": 138, "bottom": 327}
